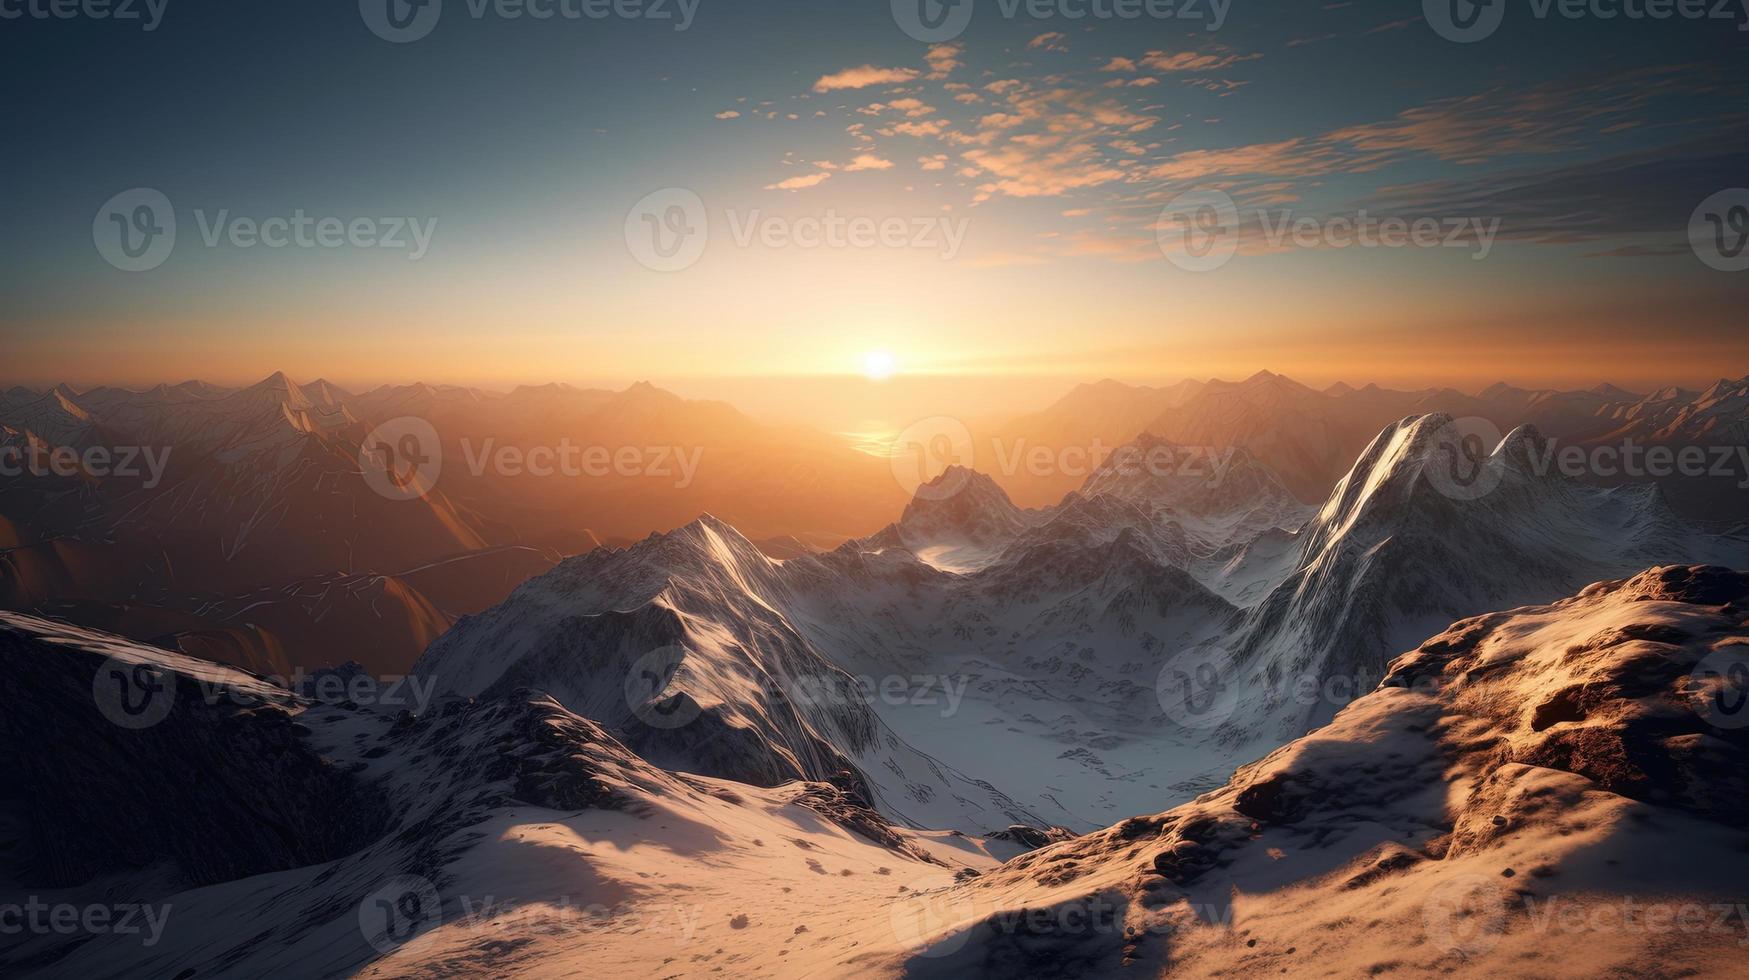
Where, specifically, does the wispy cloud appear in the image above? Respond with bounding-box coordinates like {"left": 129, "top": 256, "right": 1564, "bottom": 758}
{"left": 765, "top": 172, "right": 832, "bottom": 190}
{"left": 812, "top": 65, "right": 920, "bottom": 93}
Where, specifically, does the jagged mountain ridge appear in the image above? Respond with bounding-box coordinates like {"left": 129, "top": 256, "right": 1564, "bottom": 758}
{"left": 0, "top": 611, "right": 998, "bottom": 979}
{"left": 859, "top": 565, "right": 1749, "bottom": 978}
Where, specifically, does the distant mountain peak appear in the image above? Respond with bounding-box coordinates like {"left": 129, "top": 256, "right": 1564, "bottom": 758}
{"left": 1590, "top": 382, "right": 1640, "bottom": 400}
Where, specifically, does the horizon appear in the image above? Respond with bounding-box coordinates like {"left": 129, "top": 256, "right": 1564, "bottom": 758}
{"left": 7, "top": 3, "right": 1747, "bottom": 389}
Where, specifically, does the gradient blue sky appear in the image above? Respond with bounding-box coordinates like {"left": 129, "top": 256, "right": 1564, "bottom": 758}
{"left": 4, "top": 0, "right": 1746, "bottom": 395}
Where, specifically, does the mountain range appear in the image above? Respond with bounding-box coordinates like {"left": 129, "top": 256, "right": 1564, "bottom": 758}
{"left": 5, "top": 375, "right": 1749, "bottom": 976}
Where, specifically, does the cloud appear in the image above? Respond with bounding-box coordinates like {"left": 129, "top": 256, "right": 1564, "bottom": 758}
{"left": 1138, "top": 49, "right": 1257, "bottom": 72}
{"left": 1146, "top": 67, "right": 1721, "bottom": 185}
{"left": 962, "top": 141, "right": 1128, "bottom": 197}
{"left": 1357, "top": 139, "right": 1749, "bottom": 249}
{"left": 926, "top": 43, "right": 963, "bottom": 79}
{"left": 765, "top": 172, "right": 833, "bottom": 190}
{"left": 1028, "top": 32, "right": 1069, "bottom": 52}
{"left": 919, "top": 154, "right": 950, "bottom": 170}
{"left": 812, "top": 65, "right": 921, "bottom": 93}
{"left": 890, "top": 119, "right": 951, "bottom": 138}
{"left": 1101, "top": 57, "right": 1138, "bottom": 72}
{"left": 843, "top": 154, "right": 895, "bottom": 172}
{"left": 885, "top": 98, "right": 936, "bottom": 117}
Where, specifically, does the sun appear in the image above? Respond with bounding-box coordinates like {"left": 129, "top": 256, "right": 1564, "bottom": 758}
{"left": 862, "top": 350, "right": 898, "bottom": 381}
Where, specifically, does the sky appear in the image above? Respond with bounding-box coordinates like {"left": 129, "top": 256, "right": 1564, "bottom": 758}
{"left": 3, "top": 0, "right": 1747, "bottom": 404}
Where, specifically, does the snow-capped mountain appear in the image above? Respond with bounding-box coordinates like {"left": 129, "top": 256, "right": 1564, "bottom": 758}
{"left": 411, "top": 410, "right": 1748, "bottom": 834}
{"left": 0, "top": 611, "right": 1007, "bottom": 979}
{"left": 413, "top": 435, "right": 1316, "bottom": 830}
{"left": 992, "top": 372, "right": 1749, "bottom": 520}
{"left": 14, "top": 564, "right": 1745, "bottom": 977}
{"left": 417, "top": 514, "right": 1050, "bottom": 834}
{"left": 1209, "top": 413, "right": 1749, "bottom": 746}
{"left": 858, "top": 565, "right": 1749, "bottom": 977}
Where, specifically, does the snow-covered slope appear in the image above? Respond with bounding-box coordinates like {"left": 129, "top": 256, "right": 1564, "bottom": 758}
{"left": 848, "top": 565, "right": 1749, "bottom": 978}
{"left": 411, "top": 413, "right": 1745, "bottom": 837}
{"left": 417, "top": 515, "right": 1050, "bottom": 834}
{"left": 21, "top": 565, "right": 1745, "bottom": 977}
{"left": 1205, "top": 414, "right": 1749, "bottom": 748}
{"left": 0, "top": 612, "right": 1009, "bottom": 979}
